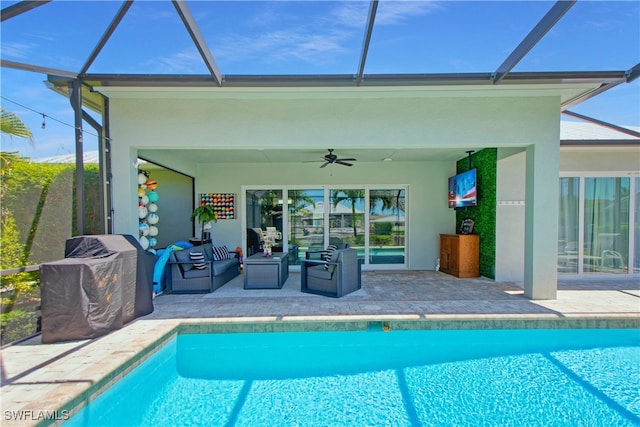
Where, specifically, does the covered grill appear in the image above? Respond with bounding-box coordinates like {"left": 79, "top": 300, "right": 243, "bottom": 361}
{"left": 40, "top": 235, "right": 154, "bottom": 343}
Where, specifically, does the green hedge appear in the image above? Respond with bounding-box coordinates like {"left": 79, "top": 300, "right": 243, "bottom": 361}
{"left": 456, "top": 148, "right": 497, "bottom": 279}
{"left": 1, "top": 152, "right": 102, "bottom": 269}
{"left": 1, "top": 152, "right": 103, "bottom": 344}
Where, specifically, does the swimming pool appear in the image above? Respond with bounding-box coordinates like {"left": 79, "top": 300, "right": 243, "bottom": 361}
{"left": 66, "top": 328, "right": 639, "bottom": 427}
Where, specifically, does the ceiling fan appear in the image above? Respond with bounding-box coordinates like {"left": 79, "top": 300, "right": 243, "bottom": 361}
{"left": 314, "top": 149, "right": 357, "bottom": 168}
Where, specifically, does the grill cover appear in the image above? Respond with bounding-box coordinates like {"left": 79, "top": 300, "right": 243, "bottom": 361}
{"left": 40, "top": 235, "right": 154, "bottom": 343}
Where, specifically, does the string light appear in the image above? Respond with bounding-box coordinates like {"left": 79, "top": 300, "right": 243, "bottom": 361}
{"left": 0, "top": 95, "right": 111, "bottom": 141}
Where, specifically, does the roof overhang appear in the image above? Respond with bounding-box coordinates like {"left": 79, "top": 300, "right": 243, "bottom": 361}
{"left": 81, "top": 70, "right": 626, "bottom": 88}
{"left": 45, "top": 76, "right": 104, "bottom": 114}
{"left": 86, "top": 72, "right": 623, "bottom": 107}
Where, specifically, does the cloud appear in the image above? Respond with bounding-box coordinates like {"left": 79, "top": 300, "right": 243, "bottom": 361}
{"left": 214, "top": 28, "right": 351, "bottom": 67}
{"left": 0, "top": 42, "right": 37, "bottom": 60}
{"left": 376, "top": 0, "right": 441, "bottom": 26}
{"left": 327, "top": 1, "right": 439, "bottom": 29}
{"left": 329, "top": 2, "right": 370, "bottom": 29}
{"left": 138, "top": 1, "right": 442, "bottom": 71}
{"left": 208, "top": 3, "right": 369, "bottom": 67}
{"left": 144, "top": 48, "right": 207, "bottom": 73}
{"left": 129, "top": 2, "right": 176, "bottom": 21}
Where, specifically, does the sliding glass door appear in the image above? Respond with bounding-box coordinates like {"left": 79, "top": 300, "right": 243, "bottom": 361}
{"left": 558, "top": 175, "right": 636, "bottom": 275}
{"left": 583, "top": 177, "right": 629, "bottom": 273}
{"left": 246, "top": 186, "right": 408, "bottom": 269}
{"left": 329, "top": 189, "right": 365, "bottom": 249}
{"left": 558, "top": 178, "right": 580, "bottom": 273}
{"left": 245, "top": 189, "right": 284, "bottom": 257}
{"left": 369, "top": 189, "right": 406, "bottom": 264}
{"left": 288, "top": 189, "right": 324, "bottom": 265}
{"left": 635, "top": 177, "right": 640, "bottom": 273}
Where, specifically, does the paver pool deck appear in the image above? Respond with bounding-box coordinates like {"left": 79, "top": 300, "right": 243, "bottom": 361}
{"left": 1, "top": 271, "right": 639, "bottom": 426}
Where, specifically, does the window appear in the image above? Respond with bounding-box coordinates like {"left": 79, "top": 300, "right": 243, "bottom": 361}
{"left": 288, "top": 189, "right": 324, "bottom": 264}
{"left": 245, "top": 189, "right": 284, "bottom": 257}
{"left": 635, "top": 177, "right": 640, "bottom": 273}
{"left": 558, "top": 175, "right": 636, "bottom": 275}
{"left": 583, "top": 177, "right": 629, "bottom": 274}
{"left": 245, "top": 185, "right": 408, "bottom": 269}
{"left": 369, "top": 189, "right": 406, "bottom": 265}
{"left": 329, "top": 189, "right": 365, "bottom": 249}
{"left": 558, "top": 177, "right": 579, "bottom": 273}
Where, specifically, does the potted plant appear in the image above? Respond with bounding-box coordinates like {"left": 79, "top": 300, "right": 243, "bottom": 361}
{"left": 190, "top": 205, "right": 218, "bottom": 243}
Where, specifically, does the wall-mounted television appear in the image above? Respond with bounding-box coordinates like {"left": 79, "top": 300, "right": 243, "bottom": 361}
{"left": 448, "top": 168, "right": 477, "bottom": 209}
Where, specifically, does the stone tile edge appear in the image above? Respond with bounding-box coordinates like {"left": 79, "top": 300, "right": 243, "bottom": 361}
{"left": 42, "top": 328, "right": 178, "bottom": 427}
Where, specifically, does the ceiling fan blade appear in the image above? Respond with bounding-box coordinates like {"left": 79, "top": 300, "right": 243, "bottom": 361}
{"left": 308, "top": 149, "right": 354, "bottom": 167}
{"left": 335, "top": 160, "right": 353, "bottom": 167}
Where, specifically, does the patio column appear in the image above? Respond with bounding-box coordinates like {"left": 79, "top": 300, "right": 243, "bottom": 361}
{"left": 70, "top": 79, "right": 85, "bottom": 235}
{"left": 524, "top": 142, "right": 559, "bottom": 299}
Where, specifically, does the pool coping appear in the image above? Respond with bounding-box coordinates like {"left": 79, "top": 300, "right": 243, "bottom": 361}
{"left": 34, "top": 314, "right": 640, "bottom": 427}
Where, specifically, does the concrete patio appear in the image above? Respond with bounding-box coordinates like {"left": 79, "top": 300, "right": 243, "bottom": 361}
{"left": 148, "top": 270, "right": 640, "bottom": 319}
{"left": 1, "top": 271, "right": 639, "bottom": 426}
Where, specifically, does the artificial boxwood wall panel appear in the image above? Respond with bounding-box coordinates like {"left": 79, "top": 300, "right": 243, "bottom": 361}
{"left": 456, "top": 148, "right": 497, "bottom": 279}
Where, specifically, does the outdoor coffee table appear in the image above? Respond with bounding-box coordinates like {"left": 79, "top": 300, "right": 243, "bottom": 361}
{"left": 244, "top": 252, "right": 289, "bottom": 289}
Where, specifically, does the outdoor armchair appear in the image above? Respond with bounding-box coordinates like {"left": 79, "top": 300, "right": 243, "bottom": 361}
{"left": 305, "top": 243, "right": 348, "bottom": 261}
{"left": 301, "top": 248, "right": 360, "bottom": 298}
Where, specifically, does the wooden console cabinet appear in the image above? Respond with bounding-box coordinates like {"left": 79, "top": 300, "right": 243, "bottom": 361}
{"left": 439, "top": 234, "right": 479, "bottom": 278}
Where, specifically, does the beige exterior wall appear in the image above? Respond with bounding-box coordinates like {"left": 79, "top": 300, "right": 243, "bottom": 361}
{"left": 496, "top": 145, "right": 640, "bottom": 284}
{"left": 496, "top": 150, "right": 526, "bottom": 282}
{"left": 103, "top": 86, "right": 563, "bottom": 296}
{"left": 196, "top": 161, "right": 452, "bottom": 270}
{"left": 560, "top": 147, "right": 640, "bottom": 172}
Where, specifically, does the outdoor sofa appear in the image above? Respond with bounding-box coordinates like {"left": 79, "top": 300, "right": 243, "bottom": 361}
{"left": 166, "top": 244, "right": 240, "bottom": 293}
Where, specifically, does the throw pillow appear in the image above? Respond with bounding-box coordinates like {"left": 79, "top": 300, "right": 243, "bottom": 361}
{"left": 212, "top": 245, "right": 231, "bottom": 261}
{"left": 322, "top": 244, "right": 337, "bottom": 261}
{"left": 323, "top": 245, "right": 338, "bottom": 269}
{"left": 175, "top": 249, "right": 193, "bottom": 271}
{"left": 189, "top": 251, "right": 207, "bottom": 269}
{"left": 221, "top": 245, "right": 231, "bottom": 259}
{"left": 322, "top": 245, "right": 338, "bottom": 270}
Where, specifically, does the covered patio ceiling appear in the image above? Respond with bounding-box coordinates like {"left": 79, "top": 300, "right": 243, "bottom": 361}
{"left": 1, "top": 0, "right": 638, "bottom": 168}
{"left": 139, "top": 146, "right": 472, "bottom": 165}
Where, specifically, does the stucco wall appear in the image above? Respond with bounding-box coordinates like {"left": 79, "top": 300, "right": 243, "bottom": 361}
{"left": 560, "top": 147, "right": 640, "bottom": 172}
{"left": 103, "top": 88, "right": 561, "bottom": 278}
{"left": 195, "top": 160, "right": 453, "bottom": 270}
{"left": 139, "top": 167, "right": 193, "bottom": 248}
{"left": 495, "top": 146, "right": 640, "bottom": 283}
{"left": 496, "top": 150, "right": 526, "bottom": 282}
{"left": 105, "top": 92, "right": 555, "bottom": 151}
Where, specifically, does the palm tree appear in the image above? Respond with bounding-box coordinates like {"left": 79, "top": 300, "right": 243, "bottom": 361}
{"left": 1, "top": 109, "right": 34, "bottom": 192}
{"left": 331, "top": 190, "right": 396, "bottom": 237}
{"left": 331, "top": 189, "right": 364, "bottom": 237}
{"left": 288, "top": 190, "right": 316, "bottom": 244}
{"left": 259, "top": 190, "right": 282, "bottom": 227}
{"left": 0, "top": 108, "right": 34, "bottom": 145}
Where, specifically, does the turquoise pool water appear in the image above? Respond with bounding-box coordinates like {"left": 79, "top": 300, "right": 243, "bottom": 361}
{"left": 67, "top": 328, "right": 640, "bottom": 427}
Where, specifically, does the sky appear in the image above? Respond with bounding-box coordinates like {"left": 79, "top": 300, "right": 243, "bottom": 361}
{"left": 1, "top": 0, "right": 638, "bottom": 160}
